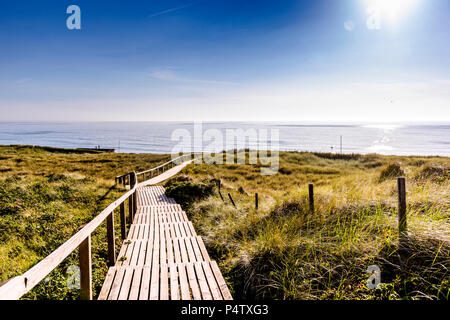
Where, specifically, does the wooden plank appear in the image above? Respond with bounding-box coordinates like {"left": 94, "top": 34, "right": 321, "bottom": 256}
{"left": 197, "top": 237, "right": 211, "bottom": 262}
{"left": 169, "top": 263, "right": 180, "bottom": 300}
{"left": 185, "top": 263, "right": 201, "bottom": 300}
{"left": 139, "top": 266, "right": 151, "bottom": 300}
{"left": 118, "top": 267, "right": 134, "bottom": 300}
{"left": 179, "top": 237, "right": 189, "bottom": 263}
{"left": 202, "top": 261, "right": 222, "bottom": 300}
{"left": 130, "top": 241, "right": 141, "bottom": 266}
{"left": 160, "top": 263, "right": 169, "bottom": 300}
{"left": 191, "top": 237, "right": 204, "bottom": 261}
{"left": 210, "top": 261, "right": 232, "bottom": 300}
{"left": 108, "top": 268, "right": 125, "bottom": 300}
{"left": 194, "top": 262, "right": 212, "bottom": 300}
{"left": 178, "top": 263, "right": 191, "bottom": 300}
{"left": 129, "top": 267, "right": 143, "bottom": 300}
{"left": 184, "top": 237, "right": 196, "bottom": 262}
{"left": 149, "top": 263, "right": 159, "bottom": 300}
{"left": 98, "top": 267, "right": 116, "bottom": 300}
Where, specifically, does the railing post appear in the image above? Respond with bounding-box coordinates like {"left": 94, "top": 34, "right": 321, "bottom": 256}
{"left": 106, "top": 212, "right": 115, "bottom": 266}
{"left": 228, "top": 193, "right": 236, "bottom": 207}
{"left": 79, "top": 235, "right": 92, "bottom": 300}
{"left": 120, "top": 201, "right": 126, "bottom": 239}
{"left": 397, "top": 177, "right": 407, "bottom": 237}
{"left": 308, "top": 184, "right": 314, "bottom": 214}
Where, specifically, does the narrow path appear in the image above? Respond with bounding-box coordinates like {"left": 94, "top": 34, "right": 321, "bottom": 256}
{"left": 98, "top": 164, "right": 232, "bottom": 300}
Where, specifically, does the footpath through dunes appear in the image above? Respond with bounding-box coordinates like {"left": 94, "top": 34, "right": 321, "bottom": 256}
{"left": 0, "top": 154, "right": 231, "bottom": 300}
{"left": 98, "top": 185, "right": 233, "bottom": 300}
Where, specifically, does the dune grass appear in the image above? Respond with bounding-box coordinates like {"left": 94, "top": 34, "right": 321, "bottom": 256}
{"left": 165, "top": 151, "right": 449, "bottom": 300}
{"left": 0, "top": 145, "right": 170, "bottom": 299}
{"left": 0, "top": 146, "right": 448, "bottom": 300}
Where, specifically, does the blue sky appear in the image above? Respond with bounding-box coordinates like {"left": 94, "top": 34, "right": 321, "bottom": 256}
{"left": 0, "top": 0, "right": 449, "bottom": 122}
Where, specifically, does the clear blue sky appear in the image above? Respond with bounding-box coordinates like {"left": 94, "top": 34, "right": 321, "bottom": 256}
{"left": 0, "top": 0, "right": 449, "bottom": 122}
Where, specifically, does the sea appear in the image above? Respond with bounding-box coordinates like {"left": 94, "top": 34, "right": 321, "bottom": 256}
{"left": 0, "top": 122, "right": 448, "bottom": 157}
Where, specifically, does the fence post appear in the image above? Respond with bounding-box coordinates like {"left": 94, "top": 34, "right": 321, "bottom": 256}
{"left": 228, "top": 193, "right": 236, "bottom": 207}
{"left": 397, "top": 177, "right": 407, "bottom": 236}
{"left": 106, "top": 212, "right": 115, "bottom": 266}
{"left": 79, "top": 235, "right": 92, "bottom": 300}
{"left": 120, "top": 201, "right": 126, "bottom": 239}
{"left": 255, "top": 193, "right": 258, "bottom": 210}
{"left": 308, "top": 184, "right": 314, "bottom": 214}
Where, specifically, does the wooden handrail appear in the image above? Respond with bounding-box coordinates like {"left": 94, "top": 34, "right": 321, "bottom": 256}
{"left": 0, "top": 153, "right": 197, "bottom": 300}
{"left": 0, "top": 172, "right": 138, "bottom": 300}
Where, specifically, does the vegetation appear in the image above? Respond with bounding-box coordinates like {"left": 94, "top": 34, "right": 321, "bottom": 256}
{"left": 0, "top": 145, "right": 449, "bottom": 300}
{"left": 167, "top": 151, "right": 450, "bottom": 300}
{"left": 0, "top": 145, "right": 170, "bottom": 299}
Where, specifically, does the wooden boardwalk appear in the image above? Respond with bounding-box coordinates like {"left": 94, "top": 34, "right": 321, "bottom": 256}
{"left": 98, "top": 185, "right": 232, "bottom": 300}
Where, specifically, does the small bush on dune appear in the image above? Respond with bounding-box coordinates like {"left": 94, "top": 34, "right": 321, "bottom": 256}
{"left": 416, "top": 165, "right": 448, "bottom": 182}
{"left": 379, "top": 163, "right": 405, "bottom": 182}
{"left": 165, "top": 178, "right": 214, "bottom": 207}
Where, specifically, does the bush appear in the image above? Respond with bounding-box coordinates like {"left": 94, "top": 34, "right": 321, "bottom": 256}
{"left": 165, "top": 179, "right": 214, "bottom": 206}
{"left": 379, "top": 163, "right": 405, "bottom": 182}
{"left": 416, "top": 165, "right": 448, "bottom": 182}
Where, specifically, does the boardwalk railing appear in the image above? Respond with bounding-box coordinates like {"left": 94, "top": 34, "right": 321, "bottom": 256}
{"left": 0, "top": 153, "right": 197, "bottom": 300}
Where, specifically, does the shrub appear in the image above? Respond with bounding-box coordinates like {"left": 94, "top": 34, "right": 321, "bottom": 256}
{"left": 379, "top": 163, "right": 405, "bottom": 182}
{"left": 165, "top": 179, "right": 214, "bottom": 206}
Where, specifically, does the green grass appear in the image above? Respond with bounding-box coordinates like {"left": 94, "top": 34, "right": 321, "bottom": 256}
{"left": 0, "top": 145, "right": 169, "bottom": 299}
{"left": 166, "top": 151, "right": 450, "bottom": 300}
{"left": 0, "top": 146, "right": 449, "bottom": 300}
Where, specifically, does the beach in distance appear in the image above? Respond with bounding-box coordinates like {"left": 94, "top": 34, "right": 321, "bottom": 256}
{"left": 0, "top": 121, "right": 449, "bottom": 156}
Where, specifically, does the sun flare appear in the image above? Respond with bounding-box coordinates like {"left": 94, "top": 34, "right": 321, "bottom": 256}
{"left": 366, "top": 0, "right": 419, "bottom": 22}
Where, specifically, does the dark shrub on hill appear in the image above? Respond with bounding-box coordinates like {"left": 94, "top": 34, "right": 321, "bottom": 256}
{"left": 379, "top": 163, "right": 405, "bottom": 182}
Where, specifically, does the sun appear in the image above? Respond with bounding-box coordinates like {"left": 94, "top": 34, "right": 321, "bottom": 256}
{"left": 366, "top": 0, "right": 419, "bottom": 22}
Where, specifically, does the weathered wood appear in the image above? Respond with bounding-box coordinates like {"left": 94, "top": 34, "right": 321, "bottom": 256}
{"left": 79, "top": 235, "right": 92, "bottom": 300}
{"left": 120, "top": 202, "right": 126, "bottom": 239}
{"left": 228, "top": 193, "right": 236, "bottom": 207}
{"left": 0, "top": 159, "right": 193, "bottom": 300}
{"left": 106, "top": 212, "right": 116, "bottom": 266}
{"left": 308, "top": 184, "right": 314, "bottom": 214}
{"left": 397, "top": 177, "right": 407, "bottom": 235}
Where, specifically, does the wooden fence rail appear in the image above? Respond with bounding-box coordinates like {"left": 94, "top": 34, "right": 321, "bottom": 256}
{"left": 0, "top": 153, "right": 196, "bottom": 300}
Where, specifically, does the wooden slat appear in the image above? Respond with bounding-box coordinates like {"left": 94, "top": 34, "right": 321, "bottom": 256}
{"left": 194, "top": 262, "right": 212, "bottom": 300}
{"left": 98, "top": 267, "right": 116, "bottom": 300}
{"left": 169, "top": 263, "right": 180, "bottom": 300}
{"left": 118, "top": 267, "right": 134, "bottom": 300}
{"left": 160, "top": 263, "right": 169, "bottom": 300}
{"left": 202, "top": 261, "right": 222, "bottom": 300}
{"left": 128, "top": 267, "right": 143, "bottom": 300}
{"left": 210, "top": 261, "right": 233, "bottom": 300}
{"left": 139, "top": 266, "right": 151, "bottom": 300}
{"left": 185, "top": 263, "right": 201, "bottom": 300}
{"left": 108, "top": 268, "right": 125, "bottom": 300}
{"left": 149, "top": 263, "right": 159, "bottom": 300}
{"left": 178, "top": 263, "right": 191, "bottom": 300}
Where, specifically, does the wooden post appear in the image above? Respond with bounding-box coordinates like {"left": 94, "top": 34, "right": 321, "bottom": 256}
{"left": 397, "top": 177, "right": 407, "bottom": 236}
{"left": 128, "top": 194, "right": 134, "bottom": 224}
{"left": 228, "top": 193, "right": 236, "bottom": 207}
{"left": 255, "top": 193, "right": 258, "bottom": 210}
{"left": 79, "top": 235, "right": 92, "bottom": 300}
{"left": 308, "top": 184, "right": 314, "bottom": 214}
{"left": 106, "top": 213, "right": 115, "bottom": 266}
{"left": 120, "top": 202, "right": 126, "bottom": 239}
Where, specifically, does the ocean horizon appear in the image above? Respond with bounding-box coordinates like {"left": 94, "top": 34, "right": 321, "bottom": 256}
{"left": 0, "top": 121, "right": 449, "bottom": 157}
